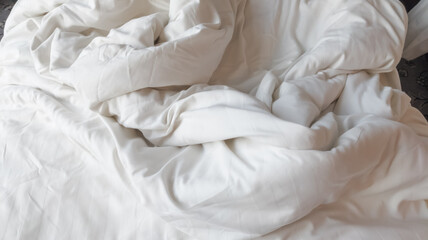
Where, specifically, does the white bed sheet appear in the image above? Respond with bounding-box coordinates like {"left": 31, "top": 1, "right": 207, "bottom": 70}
{"left": 1, "top": 0, "right": 428, "bottom": 239}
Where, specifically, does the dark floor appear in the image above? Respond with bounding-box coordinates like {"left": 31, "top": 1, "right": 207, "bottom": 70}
{"left": 0, "top": 0, "right": 15, "bottom": 39}
{"left": 397, "top": 57, "right": 428, "bottom": 120}
{"left": 0, "top": 1, "right": 427, "bottom": 120}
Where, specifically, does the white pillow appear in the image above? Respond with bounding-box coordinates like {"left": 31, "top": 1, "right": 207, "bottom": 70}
{"left": 403, "top": 0, "right": 428, "bottom": 60}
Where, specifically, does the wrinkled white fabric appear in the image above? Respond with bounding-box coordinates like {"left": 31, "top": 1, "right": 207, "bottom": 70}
{"left": 403, "top": 0, "right": 428, "bottom": 60}
{"left": 1, "top": 0, "right": 428, "bottom": 239}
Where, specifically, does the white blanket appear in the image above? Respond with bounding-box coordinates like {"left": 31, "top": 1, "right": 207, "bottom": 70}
{"left": 1, "top": 0, "right": 428, "bottom": 239}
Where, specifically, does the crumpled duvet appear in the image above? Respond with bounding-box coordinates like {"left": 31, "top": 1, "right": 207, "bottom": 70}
{"left": 1, "top": 0, "right": 428, "bottom": 239}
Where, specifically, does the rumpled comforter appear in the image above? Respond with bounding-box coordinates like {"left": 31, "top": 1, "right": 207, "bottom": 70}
{"left": 1, "top": 0, "right": 428, "bottom": 239}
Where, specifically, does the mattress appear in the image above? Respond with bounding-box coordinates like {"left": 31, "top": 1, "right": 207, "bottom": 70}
{"left": 1, "top": 0, "right": 428, "bottom": 239}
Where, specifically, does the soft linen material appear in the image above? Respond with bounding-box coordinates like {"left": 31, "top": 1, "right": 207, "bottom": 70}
{"left": 1, "top": 0, "right": 428, "bottom": 239}
{"left": 403, "top": 0, "right": 428, "bottom": 60}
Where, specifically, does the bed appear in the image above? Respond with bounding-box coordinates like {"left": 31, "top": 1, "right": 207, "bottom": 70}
{"left": 1, "top": 0, "right": 428, "bottom": 239}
